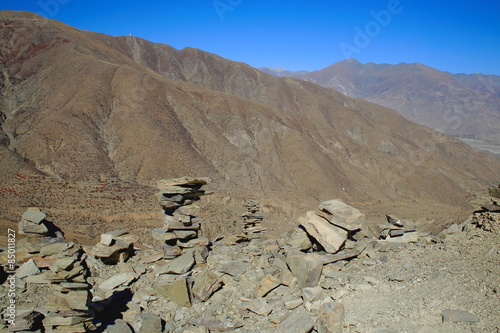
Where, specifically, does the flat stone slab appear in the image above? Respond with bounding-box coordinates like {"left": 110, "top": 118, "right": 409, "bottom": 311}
{"left": 154, "top": 278, "right": 191, "bottom": 307}
{"left": 442, "top": 309, "right": 477, "bottom": 323}
{"left": 153, "top": 252, "right": 194, "bottom": 275}
{"left": 318, "top": 199, "right": 365, "bottom": 230}
{"left": 22, "top": 208, "right": 46, "bottom": 224}
{"left": 17, "top": 259, "right": 40, "bottom": 279}
{"left": 277, "top": 307, "right": 314, "bottom": 333}
{"left": 99, "top": 272, "right": 136, "bottom": 290}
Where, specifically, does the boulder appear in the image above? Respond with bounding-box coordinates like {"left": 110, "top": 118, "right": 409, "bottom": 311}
{"left": 300, "top": 212, "right": 347, "bottom": 253}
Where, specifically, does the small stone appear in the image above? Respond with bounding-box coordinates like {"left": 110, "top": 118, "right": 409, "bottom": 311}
{"left": 19, "top": 219, "right": 48, "bottom": 235}
{"left": 39, "top": 242, "right": 72, "bottom": 257}
{"left": 9, "top": 310, "right": 44, "bottom": 331}
{"left": 386, "top": 214, "right": 404, "bottom": 227}
{"left": 46, "top": 290, "right": 89, "bottom": 311}
{"left": 442, "top": 309, "right": 477, "bottom": 323}
{"left": 219, "top": 261, "right": 249, "bottom": 278}
{"left": 99, "top": 272, "right": 136, "bottom": 290}
{"left": 389, "top": 229, "right": 405, "bottom": 237}
{"left": 152, "top": 228, "right": 177, "bottom": 241}
{"left": 153, "top": 252, "right": 194, "bottom": 275}
{"left": 316, "top": 302, "right": 345, "bottom": 333}
{"left": 105, "top": 319, "right": 134, "bottom": 333}
{"left": 285, "top": 298, "right": 304, "bottom": 310}
{"left": 42, "top": 313, "right": 86, "bottom": 326}
{"left": 268, "top": 310, "right": 290, "bottom": 324}
{"left": 287, "top": 228, "right": 312, "bottom": 251}
{"left": 132, "top": 313, "right": 163, "bottom": 333}
{"left": 255, "top": 274, "right": 281, "bottom": 297}
{"left": 140, "top": 251, "right": 164, "bottom": 263}
{"left": 246, "top": 298, "right": 273, "bottom": 316}
{"left": 17, "top": 259, "right": 40, "bottom": 279}
{"left": 163, "top": 245, "right": 183, "bottom": 259}
{"left": 277, "top": 307, "right": 314, "bottom": 333}
{"left": 192, "top": 269, "right": 223, "bottom": 302}
{"left": 154, "top": 278, "right": 191, "bottom": 307}
{"left": 173, "top": 230, "right": 197, "bottom": 240}
{"left": 302, "top": 286, "right": 324, "bottom": 303}
{"left": 49, "top": 257, "right": 77, "bottom": 272}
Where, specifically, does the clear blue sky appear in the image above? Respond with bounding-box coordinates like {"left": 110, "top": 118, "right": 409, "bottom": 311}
{"left": 3, "top": 0, "right": 500, "bottom": 74}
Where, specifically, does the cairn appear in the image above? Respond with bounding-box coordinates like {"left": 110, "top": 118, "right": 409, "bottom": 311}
{"left": 153, "top": 177, "right": 211, "bottom": 254}
{"left": 10, "top": 208, "right": 96, "bottom": 332}
{"left": 241, "top": 200, "right": 266, "bottom": 239}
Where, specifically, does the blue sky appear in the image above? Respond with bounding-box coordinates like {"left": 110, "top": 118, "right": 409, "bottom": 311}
{"left": 3, "top": 0, "right": 500, "bottom": 74}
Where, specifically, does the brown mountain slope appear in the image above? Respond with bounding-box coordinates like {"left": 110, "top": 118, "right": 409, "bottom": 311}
{"left": 288, "top": 59, "right": 500, "bottom": 143}
{"left": 1, "top": 11, "right": 499, "bottom": 232}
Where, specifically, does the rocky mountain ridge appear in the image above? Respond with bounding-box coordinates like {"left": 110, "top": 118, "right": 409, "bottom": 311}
{"left": 0, "top": 10, "right": 499, "bottom": 241}
{"left": 270, "top": 59, "right": 500, "bottom": 143}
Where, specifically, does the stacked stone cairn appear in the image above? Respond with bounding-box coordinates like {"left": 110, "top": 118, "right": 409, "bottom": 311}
{"left": 472, "top": 201, "right": 500, "bottom": 233}
{"left": 241, "top": 200, "right": 266, "bottom": 239}
{"left": 379, "top": 214, "right": 406, "bottom": 239}
{"left": 7, "top": 208, "right": 96, "bottom": 332}
{"left": 294, "top": 199, "right": 366, "bottom": 254}
{"left": 152, "top": 177, "right": 211, "bottom": 255}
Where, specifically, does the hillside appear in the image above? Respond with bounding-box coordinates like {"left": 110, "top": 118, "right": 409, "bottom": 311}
{"left": 0, "top": 11, "right": 499, "bottom": 239}
{"left": 285, "top": 59, "right": 500, "bottom": 143}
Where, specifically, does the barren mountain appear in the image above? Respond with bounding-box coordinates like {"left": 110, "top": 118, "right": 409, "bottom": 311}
{"left": 287, "top": 59, "right": 500, "bottom": 143}
{"left": 0, "top": 11, "right": 499, "bottom": 239}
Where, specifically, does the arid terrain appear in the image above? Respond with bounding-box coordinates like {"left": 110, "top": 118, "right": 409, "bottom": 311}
{"left": 0, "top": 9, "right": 499, "bottom": 333}
{"left": 263, "top": 59, "right": 500, "bottom": 143}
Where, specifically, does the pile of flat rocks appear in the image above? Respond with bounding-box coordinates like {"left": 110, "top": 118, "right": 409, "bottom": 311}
{"left": 472, "top": 202, "right": 500, "bottom": 233}
{"left": 152, "top": 177, "right": 211, "bottom": 255}
{"left": 241, "top": 200, "right": 265, "bottom": 239}
{"left": 18, "top": 208, "right": 50, "bottom": 236}
{"left": 296, "top": 199, "right": 365, "bottom": 254}
{"left": 89, "top": 230, "right": 138, "bottom": 265}
{"left": 4, "top": 208, "right": 96, "bottom": 332}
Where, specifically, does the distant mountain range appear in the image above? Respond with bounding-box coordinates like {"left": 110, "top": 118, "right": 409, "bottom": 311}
{"left": 1, "top": 10, "right": 499, "bottom": 217}
{"left": 260, "top": 60, "right": 500, "bottom": 143}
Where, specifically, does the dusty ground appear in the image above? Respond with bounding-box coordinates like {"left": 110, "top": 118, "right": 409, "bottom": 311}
{"left": 0, "top": 170, "right": 475, "bottom": 248}
{"left": 341, "top": 222, "right": 499, "bottom": 333}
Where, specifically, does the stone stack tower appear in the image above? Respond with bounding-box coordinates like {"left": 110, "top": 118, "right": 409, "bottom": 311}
{"left": 241, "top": 200, "right": 265, "bottom": 239}
{"left": 153, "top": 177, "right": 211, "bottom": 254}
